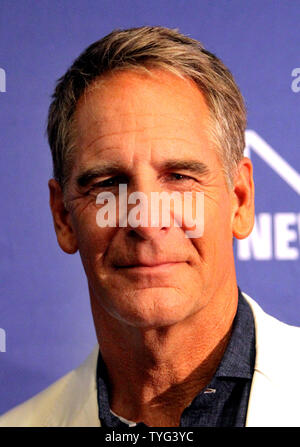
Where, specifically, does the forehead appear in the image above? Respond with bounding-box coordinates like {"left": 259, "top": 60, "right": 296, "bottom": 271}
{"left": 71, "top": 69, "right": 216, "bottom": 167}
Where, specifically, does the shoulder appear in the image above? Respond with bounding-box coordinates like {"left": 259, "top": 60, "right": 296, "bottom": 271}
{"left": 0, "top": 346, "right": 100, "bottom": 427}
{"left": 243, "top": 293, "right": 300, "bottom": 380}
{"left": 243, "top": 293, "right": 300, "bottom": 426}
{"left": 243, "top": 292, "right": 300, "bottom": 337}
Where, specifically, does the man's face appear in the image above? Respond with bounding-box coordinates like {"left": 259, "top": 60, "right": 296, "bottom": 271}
{"left": 62, "top": 70, "right": 244, "bottom": 329}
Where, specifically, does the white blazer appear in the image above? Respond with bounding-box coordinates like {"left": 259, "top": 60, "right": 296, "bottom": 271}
{"left": 1, "top": 294, "right": 300, "bottom": 427}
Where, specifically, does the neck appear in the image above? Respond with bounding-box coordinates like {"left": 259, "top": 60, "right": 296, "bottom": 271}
{"left": 91, "top": 283, "right": 238, "bottom": 426}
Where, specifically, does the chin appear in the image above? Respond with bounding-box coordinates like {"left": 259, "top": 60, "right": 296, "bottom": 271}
{"left": 100, "top": 286, "right": 201, "bottom": 329}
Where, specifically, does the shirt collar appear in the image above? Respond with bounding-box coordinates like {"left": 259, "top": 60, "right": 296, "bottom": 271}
{"left": 215, "top": 288, "right": 255, "bottom": 379}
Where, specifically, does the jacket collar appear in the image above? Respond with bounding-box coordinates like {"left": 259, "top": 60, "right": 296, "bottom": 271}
{"left": 244, "top": 293, "right": 300, "bottom": 426}
{"left": 45, "top": 346, "right": 100, "bottom": 427}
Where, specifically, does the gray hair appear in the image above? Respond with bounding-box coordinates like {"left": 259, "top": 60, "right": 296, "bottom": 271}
{"left": 47, "top": 26, "right": 246, "bottom": 191}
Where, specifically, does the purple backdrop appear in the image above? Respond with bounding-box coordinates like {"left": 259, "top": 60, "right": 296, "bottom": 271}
{"left": 0, "top": 0, "right": 299, "bottom": 415}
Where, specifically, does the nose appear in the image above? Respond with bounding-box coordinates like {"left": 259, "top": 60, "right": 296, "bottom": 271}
{"left": 123, "top": 173, "right": 171, "bottom": 241}
{"left": 129, "top": 223, "right": 169, "bottom": 241}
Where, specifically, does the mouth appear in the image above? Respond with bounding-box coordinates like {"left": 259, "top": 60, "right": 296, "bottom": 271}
{"left": 115, "top": 261, "right": 185, "bottom": 273}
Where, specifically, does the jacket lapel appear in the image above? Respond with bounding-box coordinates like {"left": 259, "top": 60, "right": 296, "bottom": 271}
{"left": 44, "top": 346, "right": 100, "bottom": 427}
{"left": 244, "top": 293, "right": 300, "bottom": 427}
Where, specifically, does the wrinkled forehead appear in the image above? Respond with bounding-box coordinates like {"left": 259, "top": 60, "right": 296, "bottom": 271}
{"left": 71, "top": 69, "right": 214, "bottom": 155}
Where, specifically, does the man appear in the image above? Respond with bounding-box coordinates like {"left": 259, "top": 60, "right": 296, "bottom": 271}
{"left": 1, "top": 26, "right": 300, "bottom": 427}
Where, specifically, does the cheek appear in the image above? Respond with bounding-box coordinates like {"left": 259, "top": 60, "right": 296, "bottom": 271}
{"left": 71, "top": 208, "right": 116, "bottom": 267}
{"left": 178, "top": 190, "right": 205, "bottom": 238}
{"left": 206, "top": 186, "right": 232, "bottom": 229}
{"left": 199, "top": 192, "right": 233, "bottom": 257}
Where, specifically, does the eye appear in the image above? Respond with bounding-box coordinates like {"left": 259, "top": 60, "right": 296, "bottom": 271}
{"left": 167, "top": 173, "right": 194, "bottom": 182}
{"left": 90, "top": 175, "right": 128, "bottom": 190}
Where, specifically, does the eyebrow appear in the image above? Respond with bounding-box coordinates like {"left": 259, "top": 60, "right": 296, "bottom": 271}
{"left": 75, "top": 161, "right": 124, "bottom": 187}
{"left": 75, "top": 159, "right": 210, "bottom": 187}
{"left": 159, "top": 159, "right": 210, "bottom": 176}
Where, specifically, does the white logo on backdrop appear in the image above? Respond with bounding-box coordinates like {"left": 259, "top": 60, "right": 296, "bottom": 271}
{"left": 238, "top": 130, "right": 300, "bottom": 261}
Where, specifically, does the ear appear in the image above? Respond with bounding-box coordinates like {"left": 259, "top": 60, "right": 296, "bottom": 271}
{"left": 231, "top": 157, "right": 255, "bottom": 239}
{"left": 48, "top": 179, "right": 78, "bottom": 254}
